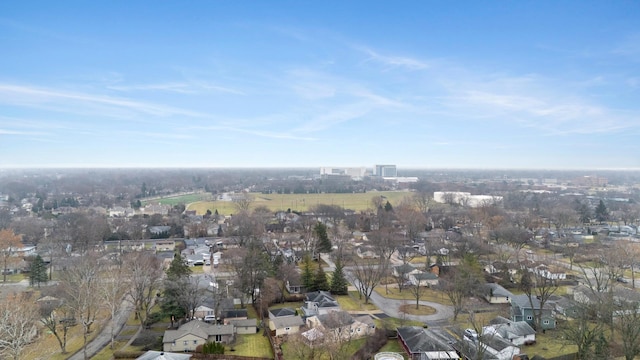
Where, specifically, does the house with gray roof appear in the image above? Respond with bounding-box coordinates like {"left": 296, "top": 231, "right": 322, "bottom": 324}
{"left": 136, "top": 351, "right": 192, "bottom": 360}
{"left": 409, "top": 271, "right": 439, "bottom": 287}
{"left": 162, "top": 320, "right": 234, "bottom": 352}
{"left": 483, "top": 283, "right": 514, "bottom": 304}
{"left": 483, "top": 316, "right": 536, "bottom": 346}
{"left": 397, "top": 326, "right": 459, "bottom": 360}
{"left": 306, "top": 310, "right": 375, "bottom": 342}
{"left": 227, "top": 318, "right": 257, "bottom": 334}
{"left": 301, "top": 291, "right": 340, "bottom": 318}
{"left": 511, "top": 294, "right": 556, "bottom": 330}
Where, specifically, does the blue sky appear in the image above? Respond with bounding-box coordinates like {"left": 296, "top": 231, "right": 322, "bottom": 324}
{"left": 1, "top": 1, "right": 639, "bottom": 169}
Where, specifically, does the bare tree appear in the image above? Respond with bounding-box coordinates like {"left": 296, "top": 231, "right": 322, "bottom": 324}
{"left": 122, "top": 252, "right": 164, "bottom": 328}
{"left": 232, "top": 193, "right": 254, "bottom": 212}
{"left": 286, "top": 332, "right": 324, "bottom": 360}
{"left": 520, "top": 270, "right": 558, "bottom": 332}
{"left": 58, "top": 253, "right": 103, "bottom": 360}
{"left": 561, "top": 304, "right": 608, "bottom": 360}
{"left": 101, "top": 261, "right": 128, "bottom": 349}
{"left": 0, "top": 229, "right": 22, "bottom": 283}
{"left": 0, "top": 292, "right": 38, "bottom": 360}
{"left": 38, "top": 293, "right": 73, "bottom": 354}
{"left": 348, "top": 257, "right": 386, "bottom": 304}
{"left": 616, "top": 305, "right": 640, "bottom": 360}
{"left": 441, "top": 254, "right": 484, "bottom": 321}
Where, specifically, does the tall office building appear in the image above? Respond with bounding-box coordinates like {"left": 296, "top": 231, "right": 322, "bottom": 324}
{"left": 374, "top": 165, "right": 397, "bottom": 177}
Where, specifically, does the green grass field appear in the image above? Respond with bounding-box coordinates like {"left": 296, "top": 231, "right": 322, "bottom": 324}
{"left": 142, "top": 192, "right": 213, "bottom": 206}
{"left": 187, "top": 191, "right": 413, "bottom": 215}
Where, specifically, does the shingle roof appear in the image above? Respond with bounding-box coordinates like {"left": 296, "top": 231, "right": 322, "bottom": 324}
{"left": 162, "top": 321, "right": 234, "bottom": 344}
{"left": 397, "top": 326, "right": 455, "bottom": 353}
{"left": 484, "top": 283, "right": 514, "bottom": 298}
{"left": 272, "top": 315, "right": 305, "bottom": 329}
{"left": 270, "top": 308, "right": 296, "bottom": 317}
{"left": 136, "top": 350, "right": 192, "bottom": 360}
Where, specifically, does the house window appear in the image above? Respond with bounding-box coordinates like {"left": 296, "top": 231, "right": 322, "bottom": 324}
{"left": 543, "top": 320, "right": 550, "bottom": 325}
{"left": 526, "top": 315, "right": 533, "bottom": 320}
{"left": 215, "top": 335, "right": 222, "bottom": 342}
{"left": 172, "top": 341, "right": 176, "bottom": 347}
{"left": 357, "top": 328, "right": 361, "bottom": 332}
{"left": 183, "top": 340, "right": 188, "bottom": 345}
{"left": 285, "top": 327, "right": 290, "bottom": 331}
{"left": 193, "top": 340, "right": 198, "bottom": 345}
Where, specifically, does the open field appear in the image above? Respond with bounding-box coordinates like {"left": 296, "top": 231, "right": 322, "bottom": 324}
{"left": 142, "top": 192, "right": 213, "bottom": 206}
{"left": 187, "top": 190, "right": 413, "bottom": 215}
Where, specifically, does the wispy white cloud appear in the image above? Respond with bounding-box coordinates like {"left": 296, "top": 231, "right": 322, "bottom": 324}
{"left": 0, "top": 83, "right": 206, "bottom": 118}
{"left": 357, "top": 47, "right": 429, "bottom": 70}
{"left": 189, "top": 125, "right": 316, "bottom": 141}
{"left": 108, "top": 81, "right": 245, "bottom": 95}
{"left": 0, "top": 129, "right": 49, "bottom": 136}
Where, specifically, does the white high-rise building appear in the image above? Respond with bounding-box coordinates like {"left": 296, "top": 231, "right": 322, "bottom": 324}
{"left": 374, "top": 165, "right": 397, "bottom": 177}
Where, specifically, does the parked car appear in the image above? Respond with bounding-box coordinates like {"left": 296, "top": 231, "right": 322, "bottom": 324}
{"left": 204, "top": 315, "right": 216, "bottom": 323}
{"left": 464, "top": 329, "right": 478, "bottom": 342}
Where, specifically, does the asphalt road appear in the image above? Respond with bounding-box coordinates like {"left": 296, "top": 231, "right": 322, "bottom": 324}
{"left": 66, "top": 299, "right": 135, "bottom": 360}
{"left": 320, "top": 253, "right": 455, "bottom": 325}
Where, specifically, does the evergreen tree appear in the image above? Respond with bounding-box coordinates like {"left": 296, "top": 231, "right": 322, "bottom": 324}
{"left": 166, "top": 255, "right": 192, "bottom": 280}
{"left": 314, "top": 263, "right": 329, "bottom": 291}
{"left": 384, "top": 200, "right": 393, "bottom": 212}
{"left": 162, "top": 255, "right": 191, "bottom": 326}
{"left": 301, "top": 255, "right": 315, "bottom": 291}
{"left": 29, "top": 255, "right": 48, "bottom": 287}
{"left": 314, "top": 222, "right": 332, "bottom": 253}
{"left": 595, "top": 200, "right": 609, "bottom": 223}
{"left": 330, "top": 259, "right": 348, "bottom": 295}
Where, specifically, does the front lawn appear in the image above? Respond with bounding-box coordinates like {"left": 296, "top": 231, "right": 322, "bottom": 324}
{"left": 336, "top": 291, "right": 379, "bottom": 311}
{"left": 375, "top": 286, "right": 452, "bottom": 305}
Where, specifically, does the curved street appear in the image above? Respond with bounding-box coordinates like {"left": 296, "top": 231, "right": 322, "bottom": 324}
{"left": 321, "top": 254, "right": 455, "bottom": 325}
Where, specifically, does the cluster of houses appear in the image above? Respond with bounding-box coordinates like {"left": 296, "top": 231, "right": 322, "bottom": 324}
{"left": 268, "top": 290, "right": 376, "bottom": 345}
{"left": 398, "top": 315, "right": 535, "bottom": 360}
{"left": 161, "top": 290, "right": 376, "bottom": 354}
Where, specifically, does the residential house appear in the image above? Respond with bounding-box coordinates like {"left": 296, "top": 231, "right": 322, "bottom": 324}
{"left": 193, "top": 299, "right": 217, "bottom": 320}
{"left": 285, "top": 271, "right": 304, "bottom": 294}
{"left": 483, "top": 283, "right": 514, "bottom": 304}
{"left": 397, "top": 326, "right": 460, "bottom": 360}
{"left": 553, "top": 296, "right": 580, "bottom": 319}
{"left": 268, "top": 308, "right": 305, "bottom": 336}
{"left": 108, "top": 206, "right": 135, "bottom": 218}
{"left": 511, "top": 294, "right": 556, "bottom": 330}
{"left": 136, "top": 351, "right": 192, "bottom": 360}
{"left": 454, "top": 334, "right": 520, "bottom": 360}
{"left": 393, "top": 264, "right": 421, "bottom": 279}
{"left": 484, "top": 316, "right": 536, "bottom": 346}
{"left": 155, "top": 240, "right": 176, "bottom": 252}
{"left": 306, "top": 310, "right": 375, "bottom": 342}
{"left": 300, "top": 291, "right": 340, "bottom": 318}
{"left": 228, "top": 318, "right": 257, "bottom": 334}
{"left": 409, "top": 271, "right": 439, "bottom": 287}
{"left": 162, "top": 320, "right": 234, "bottom": 352}
{"left": 533, "top": 264, "right": 566, "bottom": 281}
{"left": 149, "top": 226, "right": 172, "bottom": 237}
{"left": 356, "top": 245, "right": 380, "bottom": 259}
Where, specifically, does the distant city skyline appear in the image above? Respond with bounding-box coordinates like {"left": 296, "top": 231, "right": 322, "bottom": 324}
{"left": 1, "top": 2, "right": 639, "bottom": 170}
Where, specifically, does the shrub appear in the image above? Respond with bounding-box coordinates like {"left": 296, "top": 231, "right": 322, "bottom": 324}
{"left": 202, "top": 341, "right": 225, "bottom": 354}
